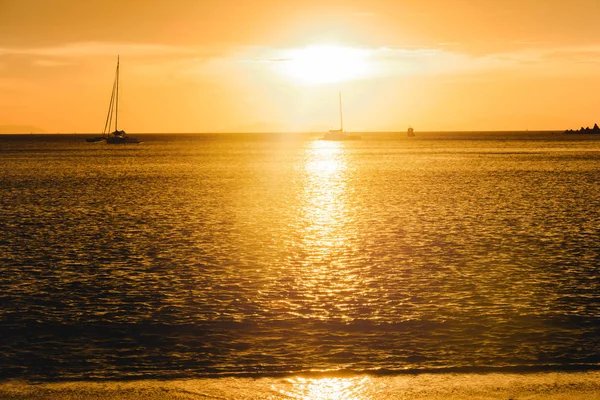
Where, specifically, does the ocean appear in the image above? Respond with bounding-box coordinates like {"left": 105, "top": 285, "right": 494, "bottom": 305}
{"left": 1, "top": 131, "right": 599, "bottom": 398}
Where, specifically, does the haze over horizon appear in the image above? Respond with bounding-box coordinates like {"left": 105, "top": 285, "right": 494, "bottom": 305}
{"left": 2, "top": 0, "right": 600, "bottom": 133}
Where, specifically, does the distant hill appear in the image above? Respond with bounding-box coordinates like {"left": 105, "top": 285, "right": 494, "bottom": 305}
{"left": 0, "top": 125, "right": 47, "bottom": 134}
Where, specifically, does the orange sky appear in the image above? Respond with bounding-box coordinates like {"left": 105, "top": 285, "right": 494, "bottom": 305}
{"left": 2, "top": 0, "right": 600, "bottom": 133}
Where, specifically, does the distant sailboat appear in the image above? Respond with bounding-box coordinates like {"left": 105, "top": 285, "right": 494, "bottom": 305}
{"left": 97, "top": 56, "right": 140, "bottom": 144}
{"left": 320, "top": 92, "right": 360, "bottom": 141}
{"left": 407, "top": 126, "right": 415, "bottom": 137}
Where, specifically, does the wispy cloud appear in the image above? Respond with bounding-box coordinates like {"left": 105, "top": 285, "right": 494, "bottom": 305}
{"left": 473, "top": 44, "right": 600, "bottom": 73}
{"left": 242, "top": 57, "right": 292, "bottom": 63}
{"left": 238, "top": 41, "right": 600, "bottom": 83}
{"left": 5, "top": 40, "right": 600, "bottom": 84}
{"left": 31, "top": 59, "right": 69, "bottom": 67}
{"left": 0, "top": 41, "right": 231, "bottom": 80}
{"left": 538, "top": 46, "right": 600, "bottom": 64}
{"left": 376, "top": 43, "right": 600, "bottom": 75}
{"left": 248, "top": 45, "right": 507, "bottom": 80}
{"left": 0, "top": 41, "right": 210, "bottom": 58}
{"left": 352, "top": 12, "right": 376, "bottom": 17}
{"left": 437, "top": 42, "right": 463, "bottom": 48}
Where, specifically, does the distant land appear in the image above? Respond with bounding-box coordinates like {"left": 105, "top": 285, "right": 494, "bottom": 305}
{"left": 0, "top": 125, "right": 47, "bottom": 134}
{"left": 564, "top": 123, "right": 600, "bottom": 134}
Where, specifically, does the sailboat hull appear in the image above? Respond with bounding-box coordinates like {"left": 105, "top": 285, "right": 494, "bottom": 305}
{"left": 106, "top": 132, "right": 141, "bottom": 144}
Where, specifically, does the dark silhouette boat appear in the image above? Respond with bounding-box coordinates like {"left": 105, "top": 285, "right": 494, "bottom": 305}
{"left": 88, "top": 56, "right": 141, "bottom": 144}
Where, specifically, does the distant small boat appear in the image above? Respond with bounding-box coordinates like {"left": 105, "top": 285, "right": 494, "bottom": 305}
{"left": 407, "top": 126, "right": 415, "bottom": 137}
{"left": 88, "top": 56, "right": 141, "bottom": 144}
{"left": 320, "top": 92, "right": 360, "bottom": 141}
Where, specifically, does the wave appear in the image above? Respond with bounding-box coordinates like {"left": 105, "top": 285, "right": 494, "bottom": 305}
{"left": 2, "top": 318, "right": 599, "bottom": 382}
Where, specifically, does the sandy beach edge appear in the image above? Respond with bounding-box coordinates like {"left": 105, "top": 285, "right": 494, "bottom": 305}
{"left": 1, "top": 371, "right": 599, "bottom": 399}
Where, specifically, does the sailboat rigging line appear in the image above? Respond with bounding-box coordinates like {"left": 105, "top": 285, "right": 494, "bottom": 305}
{"left": 103, "top": 75, "right": 117, "bottom": 135}
{"left": 115, "top": 55, "right": 120, "bottom": 132}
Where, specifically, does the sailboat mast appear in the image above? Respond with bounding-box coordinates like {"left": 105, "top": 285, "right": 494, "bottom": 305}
{"left": 339, "top": 91, "right": 344, "bottom": 132}
{"left": 115, "top": 55, "right": 120, "bottom": 131}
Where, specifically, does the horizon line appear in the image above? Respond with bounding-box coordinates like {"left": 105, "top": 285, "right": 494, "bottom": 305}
{"left": 0, "top": 129, "right": 571, "bottom": 135}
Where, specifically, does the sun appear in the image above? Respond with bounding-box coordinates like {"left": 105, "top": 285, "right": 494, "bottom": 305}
{"left": 279, "top": 44, "right": 372, "bottom": 84}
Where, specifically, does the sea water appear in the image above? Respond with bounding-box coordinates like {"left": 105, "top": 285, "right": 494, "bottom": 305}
{"left": 0, "top": 132, "right": 599, "bottom": 391}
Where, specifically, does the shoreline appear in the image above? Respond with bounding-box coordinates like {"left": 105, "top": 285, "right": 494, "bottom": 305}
{"left": 2, "top": 371, "right": 600, "bottom": 399}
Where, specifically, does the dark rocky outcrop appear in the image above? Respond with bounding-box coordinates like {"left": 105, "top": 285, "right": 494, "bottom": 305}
{"left": 564, "top": 123, "right": 600, "bottom": 134}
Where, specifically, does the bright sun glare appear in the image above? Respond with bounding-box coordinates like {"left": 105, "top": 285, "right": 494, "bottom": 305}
{"left": 281, "top": 44, "right": 372, "bottom": 84}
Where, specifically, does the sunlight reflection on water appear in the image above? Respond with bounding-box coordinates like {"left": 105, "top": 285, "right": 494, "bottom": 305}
{"left": 275, "top": 376, "right": 371, "bottom": 400}
{"left": 294, "top": 140, "right": 363, "bottom": 322}
{"left": 301, "top": 140, "right": 349, "bottom": 250}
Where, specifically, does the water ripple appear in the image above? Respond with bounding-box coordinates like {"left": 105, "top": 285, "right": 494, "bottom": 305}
{"left": 1, "top": 134, "right": 599, "bottom": 380}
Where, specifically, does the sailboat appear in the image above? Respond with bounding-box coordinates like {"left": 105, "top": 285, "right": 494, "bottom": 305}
{"left": 320, "top": 92, "right": 360, "bottom": 141}
{"left": 101, "top": 56, "right": 140, "bottom": 144}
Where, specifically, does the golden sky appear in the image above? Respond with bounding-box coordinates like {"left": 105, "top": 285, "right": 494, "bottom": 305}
{"left": 2, "top": 0, "right": 600, "bottom": 133}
